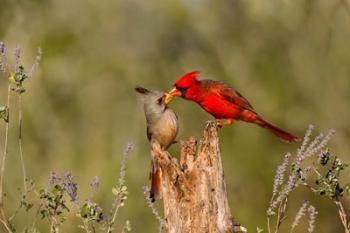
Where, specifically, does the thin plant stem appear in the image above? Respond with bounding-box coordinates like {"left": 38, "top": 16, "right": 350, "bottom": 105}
{"left": 0, "top": 218, "right": 14, "bottom": 233}
{"left": 8, "top": 201, "right": 22, "bottom": 221}
{"left": 274, "top": 198, "right": 287, "bottom": 233}
{"left": 18, "top": 93, "right": 27, "bottom": 192}
{"left": 121, "top": 224, "right": 127, "bottom": 233}
{"left": 30, "top": 203, "right": 43, "bottom": 232}
{"left": 106, "top": 144, "right": 133, "bottom": 233}
{"left": 50, "top": 216, "right": 59, "bottom": 233}
{"left": 0, "top": 84, "right": 11, "bottom": 204}
{"left": 90, "top": 221, "right": 96, "bottom": 233}
{"left": 274, "top": 201, "right": 283, "bottom": 233}
{"left": 0, "top": 84, "right": 14, "bottom": 233}
{"left": 267, "top": 215, "right": 273, "bottom": 233}
{"left": 335, "top": 200, "right": 350, "bottom": 233}
{"left": 82, "top": 219, "right": 92, "bottom": 233}
{"left": 309, "top": 167, "right": 349, "bottom": 233}
{"left": 267, "top": 194, "right": 275, "bottom": 233}
{"left": 143, "top": 186, "right": 163, "bottom": 233}
{"left": 120, "top": 220, "right": 130, "bottom": 233}
{"left": 107, "top": 195, "right": 122, "bottom": 233}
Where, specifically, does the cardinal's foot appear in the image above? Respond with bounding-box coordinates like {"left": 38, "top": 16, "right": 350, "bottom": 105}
{"left": 216, "top": 119, "right": 233, "bottom": 128}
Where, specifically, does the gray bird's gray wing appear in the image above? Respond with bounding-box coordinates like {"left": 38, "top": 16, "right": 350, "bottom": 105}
{"left": 146, "top": 126, "right": 152, "bottom": 142}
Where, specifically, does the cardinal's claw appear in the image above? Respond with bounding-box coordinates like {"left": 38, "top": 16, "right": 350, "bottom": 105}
{"left": 216, "top": 120, "right": 224, "bottom": 128}
{"left": 216, "top": 119, "right": 233, "bottom": 128}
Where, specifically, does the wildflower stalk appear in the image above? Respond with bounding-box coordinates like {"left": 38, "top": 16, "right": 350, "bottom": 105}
{"left": 274, "top": 198, "right": 287, "bottom": 233}
{"left": 267, "top": 153, "right": 291, "bottom": 233}
{"left": 306, "top": 161, "right": 349, "bottom": 233}
{"left": 143, "top": 186, "right": 163, "bottom": 233}
{"left": 267, "top": 125, "right": 333, "bottom": 233}
{"left": 30, "top": 208, "right": 40, "bottom": 233}
{"left": 106, "top": 144, "right": 133, "bottom": 233}
{"left": 82, "top": 219, "right": 92, "bottom": 233}
{"left": 290, "top": 201, "right": 309, "bottom": 233}
{"left": 18, "top": 93, "right": 27, "bottom": 192}
{"left": 107, "top": 185, "right": 125, "bottom": 233}
{"left": 307, "top": 205, "right": 317, "bottom": 233}
{"left": 120, "top": 220, "right": 131, "bottom": 233}
{"left": 49, "top": 216, "right": 60, "bottom": 233}
{"left": 267, "top": 215, "right": 272, "bottom": 233}
{"left": 306, "top": 172, "right": 349, "bottom": 233}
{"left": 0, "top": 84, "right": 14, "bottom": 233}
{"left": 0, "top": 84, "right": 11, "bottom": 204}
{"left": 335, "top": 200, "right": 349, "bottom": 233}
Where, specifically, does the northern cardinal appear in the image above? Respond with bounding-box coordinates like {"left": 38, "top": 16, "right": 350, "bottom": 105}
{"left": 165, "top": 71, "right": 298, "bottom": 142}
{"left": 136, "top": 87, "right": 179, "bottom": 201}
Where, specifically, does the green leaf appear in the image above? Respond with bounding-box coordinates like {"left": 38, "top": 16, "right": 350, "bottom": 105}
{"left": 344, "top": 184, "right": 350, "bottom": 196}
{"left": 80, "top": 203, "right": 90, "bottom": 218}
{"left": 112, "top": 187, "right": 119, "bottom": 195}
{"left": 266, "top": 209, "right": 275, "bottom": 216}
{"left": 0, "top": 106, "right": 9, "bottom": 122}
{"left": 125, "top": 220, "right": 132, "bottom": 231}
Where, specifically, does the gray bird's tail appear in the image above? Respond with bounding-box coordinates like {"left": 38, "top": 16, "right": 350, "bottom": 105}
{"left": 149, "top": 161, "right": 162, "bottom": 202}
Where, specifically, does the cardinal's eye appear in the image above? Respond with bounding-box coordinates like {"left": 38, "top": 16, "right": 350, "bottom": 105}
{"left": 177, "top": 87, "right": 187, "bottom": 97}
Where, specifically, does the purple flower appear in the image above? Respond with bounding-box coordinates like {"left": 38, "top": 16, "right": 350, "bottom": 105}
{"left": 291, "top": 201, "right": 309, "bottom": 230}
{"left": 14, "top": 45, "right": 21, "bottom": 73}
{"left": 64, "top": 171, "right": 78, "bottom": 202}
{"left": 28, "top": 47, "right": 42, "bottom": 78}
{"left": 272, "top": 153, "right": 291, "bottom": 196}
{"left": 307, "top": 205, "right": 318, "bottom": 233}
{"left": 48, "top": 171, "right": 60, "bottom": 187}
{"left": 125, "top": 143, "right": 134, "bottom": 155}
{"left": 90, "top": 176, "right": 100, "bottom": 192}
{"left": 297, "top": 125, "right": 314, "bottom": 158}
{"left": 119, "top": 143, "right": 134, "bottom": 186}
{"left": 0, "top": 42, "right": 5, "bottom": 54}
{"left": 0, "top": 41, "right": 7, "bottom": 72}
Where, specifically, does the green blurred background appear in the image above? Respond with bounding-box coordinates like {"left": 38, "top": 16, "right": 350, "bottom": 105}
{"left": 1, "top": 0, "right": 350, "bottom": 232}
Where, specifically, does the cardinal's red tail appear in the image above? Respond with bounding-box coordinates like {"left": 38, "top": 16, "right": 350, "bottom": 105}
{"left": 255, "top": 116, "right": 299, "bottom": 142}
{"left": 149, "top": 161, "right": 162, "bottom": 202}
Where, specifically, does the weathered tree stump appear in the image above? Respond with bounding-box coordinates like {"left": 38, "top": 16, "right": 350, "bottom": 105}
{"left": 151, "top": 122, "right": 247, "bottom": 233}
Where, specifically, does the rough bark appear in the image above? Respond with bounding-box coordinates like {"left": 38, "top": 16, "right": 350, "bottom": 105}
{"left": 151, "top": 121, "right": 247, "bottom": 233}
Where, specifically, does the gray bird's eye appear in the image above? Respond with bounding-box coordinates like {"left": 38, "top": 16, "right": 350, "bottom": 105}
{"left": 156, "top": 97, "right": 163, "bottom": 105}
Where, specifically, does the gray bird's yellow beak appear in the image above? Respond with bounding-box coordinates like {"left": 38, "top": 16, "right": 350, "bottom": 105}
{"left": 165, "top": 87, "right": 182, "bottom": 104}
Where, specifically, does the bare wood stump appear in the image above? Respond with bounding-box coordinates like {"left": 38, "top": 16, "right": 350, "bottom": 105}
{"left": 151, "top": 122, "right": 247, "bottom": 233}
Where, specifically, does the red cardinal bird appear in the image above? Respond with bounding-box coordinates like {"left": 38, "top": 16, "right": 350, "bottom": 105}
{"left": 165, "top": 71, "right": 298, "bottom": 142}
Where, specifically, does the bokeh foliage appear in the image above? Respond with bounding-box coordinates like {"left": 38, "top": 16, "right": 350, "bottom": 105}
{"left": 0, "top": 0, "right": 349, "bottom": 232}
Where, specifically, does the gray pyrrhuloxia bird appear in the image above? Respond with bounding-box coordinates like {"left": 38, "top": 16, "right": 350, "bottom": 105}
{"left": 135, "top": 87, "right": 179, "bottom": 201}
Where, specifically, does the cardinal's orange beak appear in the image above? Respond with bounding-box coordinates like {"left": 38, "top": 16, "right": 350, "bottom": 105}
{"left": 165, "top": 87, "right": 182, "bottom": 104}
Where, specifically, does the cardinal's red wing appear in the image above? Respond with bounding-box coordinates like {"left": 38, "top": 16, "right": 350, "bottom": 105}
{"left": 205, "top": 80, "right": 256, "bottom": 112}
